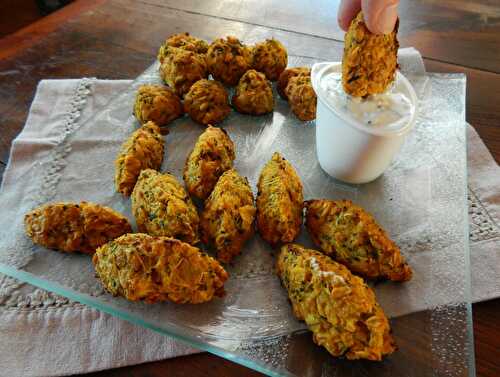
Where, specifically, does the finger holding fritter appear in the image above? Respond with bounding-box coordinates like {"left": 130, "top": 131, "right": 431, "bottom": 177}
{"left": 158, "top": 32, "right": 208, "bottom": 63}
{"left": 305, "top": 199, "right": 412, "bottom": 282}
{"left": 159, "top": 46, "right": 208, "bottom": 97}
{"left": 132, "top": 169, "right": 200, "bottom": 245}
{"left": 285, "top": 75, "right": 317, "bottom": 121}
{"left": 134, "top": 85, "right": 183, "bottom": 127}
{"left": 24, "top": 202, "right": 131, "bottom": 254}
{"left": 206, "top": 36, "right": 252, "bottom": 86}
{"left": 277, "top": 243, "right": 396, "bottom": 360}
{"left": 342, "top": 11, "right": 399, "bottom": 97}
{"left": 184, "top": 79, "right": 231, "bottom": 125}
{"left": 201, "top": 169, "right": 256, "bottom": 263}
{"left": 114, "top": 121, "right": 164, "bottom": 197}
{"left": 251, "top": 38, "right": 288, "bottom": 81}
{"left": 93, "top": 233, "right": 228, "bottom": 304}
{"left": 256, "top": 152, "right": 303, "bottom": 246}
{"left": 277, "top": 67, "right": 311, "bottom": 100}
{"left": 232, "top": 69, "right": 274, "bottom": 115}
{"left": 183, "top": 126, "right": 235, "bottom": 200}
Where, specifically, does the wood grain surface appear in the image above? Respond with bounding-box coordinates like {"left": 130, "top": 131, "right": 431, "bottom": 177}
{"left": 0, "top": 0, "right": 498, "bottom": 376}
{"left": 0, "top": 0, "right": 42, "bottom": 38}
{"left": 142, "top": 0, "right": 500, "bottom": 72}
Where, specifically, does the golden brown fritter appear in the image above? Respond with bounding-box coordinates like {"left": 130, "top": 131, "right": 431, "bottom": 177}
{"left": 251, "top": 38, "right": 288, "bottom": 81}
{"left": 206, "top": 36, "right": 252, "bottom": 86}
{"left": 277, "top": 67, "right": 311, "bottom": 100}
{"left": 131, "top": 169, "right": 200, "bottom": 245}
{"left": 134, "top": 85, "right": 183, "bottom": 127}
{"left": 342, "top": 11, "right": 399, "bottom": 97}
{"left": 277, "top": 243, "right": 396, "bottom": 360}
{"left": 201, "top": 169, "right": 256, "bottom": 263}
{"left": 256, "top": 152, "right": 303, "bottom": 247}
{"left": 183, "top": 126, "right": 235, "bottom": 200}
{"left": 232, "top": 69, "right": 274, "bottom": 115}
{"left": 184, "top": 79, "right": 231, "bottom": 125}
{"left": 114, "top": 121, "right": 164, "bottom": 197}
{"left": 158, "top": 32, "right": 208, "bottom": 63}
{"left": 159, "top": 47, "right": 208, "bottom": 97}
{"left": 24, "top": 202, "right": 131, "bottom": 254}
{"left": 93, "top": 233, "right": 228, "bottom": 304}
{"left": 305, "top": 199, "right": 412, "bottom": 282}
{"left": 285, "top": 74, "right": 317, "bottom": 121}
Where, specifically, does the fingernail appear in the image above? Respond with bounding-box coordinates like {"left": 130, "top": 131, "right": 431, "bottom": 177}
{"left": 375, "top": 3, "right": 399, "bottom": 34}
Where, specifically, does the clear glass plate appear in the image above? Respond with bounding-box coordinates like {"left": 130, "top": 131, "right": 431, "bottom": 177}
{"left": 0, "top": 57, "right": 473, "bottom": 376}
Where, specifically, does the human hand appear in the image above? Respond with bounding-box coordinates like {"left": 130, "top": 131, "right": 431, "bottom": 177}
{"left": 338, "top": 0, "right": 399, "bottom": 34}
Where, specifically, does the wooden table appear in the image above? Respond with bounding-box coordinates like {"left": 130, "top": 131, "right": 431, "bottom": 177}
{"left": 0, "top": 1, "right": 498, "bottom": 376}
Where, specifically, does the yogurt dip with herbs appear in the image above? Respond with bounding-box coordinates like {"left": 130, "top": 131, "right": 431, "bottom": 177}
{"left": 321, "top": 72, "right": 414, "bottom": 131}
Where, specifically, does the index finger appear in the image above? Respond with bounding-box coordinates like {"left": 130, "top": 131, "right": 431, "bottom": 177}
{"left": 338, "top": 0, "right": 361, "bottom": 32}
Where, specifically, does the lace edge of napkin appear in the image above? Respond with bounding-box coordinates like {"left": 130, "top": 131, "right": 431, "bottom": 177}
{"left": 0, "top": 78, "right": 96, "bottom": 311}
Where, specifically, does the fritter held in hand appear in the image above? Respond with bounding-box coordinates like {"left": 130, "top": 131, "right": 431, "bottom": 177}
{"left": 184, "top": 79, "right": 231, "bottom": 125}
{"left": 159, "top": 47, "right": 208, "bottom": 97}
{"left": 201, "top": 169, "right": 256, "bottom": 263}
{"left": 232, "top": 69, "right": 274, "bottom": 115}
{"left": 158, "top": 32, "right": 208, "bottom": 63}
{"left": 305, "top": 199, "right": 412, "bottom": 281}
{"left": 134, "top": 85, "right": 183, "bottom": 127}
{"left": 183, "top": 126, "right": 235, "bottom": 200}
{"left": 206, "top": 36, "right": 252, "bottom": 86}
{"left": 115, "top": 121, "right": 164, "bottom": 197}
{"left": 132, "top": 169, "right": 200, "bottom": 245}
{"left": 277, "top": 243, "right": 396, "bottom": 360}
{"left": 277, "top": 67, "right": 311, "bottom": 100}
{"left": 285, "top": 74, "right": 317, "bottom": 121}
{"left": 256, "top": 152, "right": 303, "bottom": 246}
{"left": 25, "top": 202, "right": 131, "bottom": 254}
{"left": 342, "top": 11, "right": 399, "bottom": 97}
{"left": 93, "top": 233, "right": 228, "bottom": 304}
{"left": 251, "top": 38, "right": 288, "bottom": 81}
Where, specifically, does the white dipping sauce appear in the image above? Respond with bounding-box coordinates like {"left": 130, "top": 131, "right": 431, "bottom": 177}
{"left": 320, "top": 72, "right": 414, "bottom": 131}
{"left": 311, "top": 61, "right": 418, "bottom": 184}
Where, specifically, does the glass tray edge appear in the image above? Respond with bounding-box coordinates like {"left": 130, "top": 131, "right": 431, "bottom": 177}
{"left": 0, "top": 263, "right": 289, "bottom": 377}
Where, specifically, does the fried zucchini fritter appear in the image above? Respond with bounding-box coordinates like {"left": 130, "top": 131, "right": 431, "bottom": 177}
{"left": 183, "top": 126, "right": 235, "bottom": 200}
{"left": 24, "top": 202, "right": 131, "bottom": 254}
{"left": 277, "top": 67, "right": 311, "bottom": 100}
{"left": 277, "top": 243, "right": 396, "bottom": 360}
{"left": 251, "top": 38, "right": 288, "bottom": 81}
{"left": 131, "top": 169, "right": 200, "bottom": 245}
{"left": 305, "top": 199, "right": 412, "bottom": 282}
{"left": 115, "top": 121, "right": 164, "bottom": 197}
{"left": 232, "top": 69, "right": 274, "bottom": 115}
{"left": 134, "top": 85, "right": 183, "bottom": 126}
{"left": 342, "top": 11, "right": 399, "bottom": 97}
{"left": 201, "top": 169, "right": 256, "bottom": 263}
{"left": 206, "top": 36, "right": 252, "bottom": 86}
{"left": 184, "top": 79, "right": 231, "bottom": 125}
{"left": 256, "top": 152, "right": 303, "bottom": 246}
{"left": 93, "top": 233, "right": 228, "bottom": 304}
{"left": 159, "top": 46, "right": 208, "bottom": 97}
{"left": 285, "top": 74, "right": 317, "bottom": 121}
{"left": 158, "top": 32, "right": 208, "bottom": 63}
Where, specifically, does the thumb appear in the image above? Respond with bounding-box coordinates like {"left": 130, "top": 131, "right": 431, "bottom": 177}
{"left": 362, "top": 0, "right": 399, "bottom": 35}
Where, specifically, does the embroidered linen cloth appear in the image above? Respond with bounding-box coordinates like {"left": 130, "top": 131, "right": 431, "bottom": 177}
{"left": 0, "top": 56, "right": 499, "bottom": 376}
{"left": 0, "top": 80, "right": 199, "bottom": 377}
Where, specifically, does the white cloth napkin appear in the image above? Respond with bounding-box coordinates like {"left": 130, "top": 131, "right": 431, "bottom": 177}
{"left": 0, "top": 55, "right": 499, "bottom": 377}
{"left": 0, "top": 80, "right": 199, "bottom": 377}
